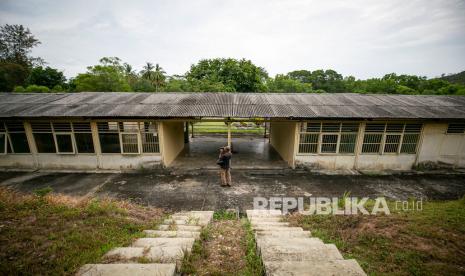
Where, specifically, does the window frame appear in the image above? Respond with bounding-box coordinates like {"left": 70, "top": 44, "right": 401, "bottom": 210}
{"left": 361, "top": 122, "right": 423, "bottom": 155}
{"left": 97, "top": 121, "right": 160, "bottom": 155}
{"left": 0, "top": 132, "right": 6, "bottom": 155}
{"left": 446, "top": 123, "right": 465, "bottom": 135}
{"left": 298, "top": 122, "right": 360, "bottom": 155}
{"left": 2, "top": 121, "right": 31, "bottom": 154}
{"left": 53, "top": 132, "right": 76, "bottom": 154}
{"left": 119, "top": 132, "right": 141, "bottom": 155}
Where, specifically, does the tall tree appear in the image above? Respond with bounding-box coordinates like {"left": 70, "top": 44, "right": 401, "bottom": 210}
{"left": 140, "top": 62, "right": 166, "bottom": 92}
{"left": 26, "top": 66, "right": 66, "bottom": 89}
{"left": 0, "top": 24, "right": 43, "bottom": 67}
{"left": 72, "top": 57, "right": 131, "bottom": 92}
{"left": 186, "top": 58, "right": 268, "bottom": 92}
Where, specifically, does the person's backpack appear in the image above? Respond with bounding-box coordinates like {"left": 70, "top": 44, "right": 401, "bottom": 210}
{"left": 216, "top": 158, "right": 224, "bottom": 166}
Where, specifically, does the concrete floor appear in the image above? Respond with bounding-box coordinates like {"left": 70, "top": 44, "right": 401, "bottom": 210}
{"left": 1, "top": 170, "right": 464, "bottom": 213}
{"left": 170, "top": 136, "right": 288, "bottom": 170}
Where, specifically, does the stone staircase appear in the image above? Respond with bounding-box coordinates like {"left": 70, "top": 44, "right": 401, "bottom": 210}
{"left": 77, "top": 211, "right": 214, "bottom": 276}
{"left": 246, "top": 210, "right": 366, "bottom": 276}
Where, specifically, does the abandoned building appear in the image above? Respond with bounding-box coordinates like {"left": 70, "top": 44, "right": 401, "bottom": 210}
{"left": 0, "top": 92, "right": 464, "bottom": 171}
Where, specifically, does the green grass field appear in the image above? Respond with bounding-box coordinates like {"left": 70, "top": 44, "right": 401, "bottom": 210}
{"left": 192, "top": 121, "right": 265, "bottom": 134}
{"left": 286, "top": 198, "right": 465, "bottom": 275}
{"left": 0, "top": 187, "right": 165, "bottom": 275}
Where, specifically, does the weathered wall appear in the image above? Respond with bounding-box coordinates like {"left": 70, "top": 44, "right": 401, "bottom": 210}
{"left": 270, "top": 122, "right": 298, "bottom": 167}
{"left": 418, "top": 123, "right": 465, "bottom": 167}
{"left": 295, "top": 122, "right": 465, "bottom": 171}
{"left": 0, "top": 155, "right": 35, "bottom": 170}
{"left": 160, "top": 121, "right": 185, "bottom": 166}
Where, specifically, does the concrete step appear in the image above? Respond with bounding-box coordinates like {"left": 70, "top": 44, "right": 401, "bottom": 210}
{"left": 157, "top": 224, "right": 202, "bottom": 232}
{"left": 246, "top": 210, "right": 282, "bottom": 218}
{"left": 255, "top": 230, "right": 311, "bottom": 238}
{"left": 264, "top": 259, "right": 366, "bottom": 276}
{"left": 260, "top": 244, "right": 343, "bottom": 262}
{"left": 163, "top": 218, "right": 210, "bottom": 226}
{"left": 253, "top": 226, "right": 304, "bottom": 232}
{"left": 76, "top": 263, "right": 176, "bottom": 276}
{"left": 249, "top": 217, "right": 283, "bottom": 223}
{"left": 251, "top": 221, "right": 290, "bottom": 227}
{"left": 104, "top": 246, "right": 185, "bottom": 263}
{"left": 132, "top": 238, "right": 195, "bottom": 250}
{"left": 256, "top": 237, "right": 324, "bottom": 250}
{"left": 143, "top": 230, "right": 200, "bottom": 238}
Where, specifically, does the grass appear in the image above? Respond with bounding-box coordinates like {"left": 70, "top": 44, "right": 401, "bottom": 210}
{"left": 285, "top": 198, "right": 465, "bottom": 276}
{"left": 180, "top": 210, "right": 264, "bottom": 275}
{"left": 0, "top": 187, "right": 165, "bottom": 275}
{"left": 192, "top": 121, "right": 265, "bottom": 134}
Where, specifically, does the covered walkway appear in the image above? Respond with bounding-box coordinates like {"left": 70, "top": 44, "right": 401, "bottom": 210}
{"left": 170, "top": 136, "right": 289, "bottom": 170}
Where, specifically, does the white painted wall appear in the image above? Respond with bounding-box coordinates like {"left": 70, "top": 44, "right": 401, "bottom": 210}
{"left": 270, "top": 122, "right": 298, "bottom": 167}
{"left": 418, "top": 123, "right": 465, "bottom": 167}
{"left": 295, "top": 122, "right": 465, "bottom": 170}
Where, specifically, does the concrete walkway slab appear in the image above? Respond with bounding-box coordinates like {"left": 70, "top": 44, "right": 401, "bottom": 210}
{"left": 132, "top": 238, "right": 195, "bottom": 249}
{"left": 255, "top": 230, "right": 311, "bottom": 238}
{"left": 157, "top": 224, "right": 202, "bottom": 231}
{"left": 76, "top": 263, "right": 176, "bottom": 276}
{"left": 143, "top": 230, "right": 200, "bottom": 238}
{"left": 260, "top": 244, "right": 344, "bottom": 262}
{"left": 264, "top": 259, "right": 367, "bottom": 276}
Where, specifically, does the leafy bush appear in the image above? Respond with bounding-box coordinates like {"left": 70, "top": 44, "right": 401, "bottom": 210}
{"left": 25, "top": 84, "right": 50, "bottom": 92}
{"left": 13, "top": 86, "right": 26, "bottom": 92}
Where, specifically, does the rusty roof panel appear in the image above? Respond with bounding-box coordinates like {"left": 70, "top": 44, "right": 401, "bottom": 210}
{"left": 1, "top": 92, "right": 465, "bottom": 120}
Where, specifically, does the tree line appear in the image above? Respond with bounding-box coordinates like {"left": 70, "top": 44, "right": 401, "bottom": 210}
{"left": 1, "top": 24, "right": 464, "bottom": 95}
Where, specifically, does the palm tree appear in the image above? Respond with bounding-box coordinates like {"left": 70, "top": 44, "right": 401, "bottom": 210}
{"left": 141, "top": 62, "right": 166, "bottom": 92}
{"left": 153, "top": 64, "right": 166, "bottom": 92}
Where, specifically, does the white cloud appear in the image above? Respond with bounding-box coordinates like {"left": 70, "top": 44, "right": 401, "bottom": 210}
{"left": 1, "top": 0, "right": 464, "bottom": 79}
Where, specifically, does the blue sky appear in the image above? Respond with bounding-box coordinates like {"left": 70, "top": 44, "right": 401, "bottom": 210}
{"left": 1, "top": 0, "right": 464, "bottom": 79}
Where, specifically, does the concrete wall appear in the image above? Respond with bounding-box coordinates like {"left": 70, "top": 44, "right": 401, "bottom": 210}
{"left": 160, "top": 121, "right": 185, "bottom": 166}
{"left": 270, "top": 122, "right": 298, "bottom": 167}
{"left": 418, "top": 123, "right": 465, "bottom": 167}
{"left": 295, "top": 122, "right": 465, "bottom": 171}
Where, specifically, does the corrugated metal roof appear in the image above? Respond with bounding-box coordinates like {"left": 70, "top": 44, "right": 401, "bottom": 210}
{"left": 0, "top": 92, "right": 464, "bottom": 120}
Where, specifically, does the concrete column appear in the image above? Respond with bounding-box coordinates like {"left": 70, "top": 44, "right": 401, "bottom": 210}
{"left": 90, "top": 121, "right": 102, "bottom": 168}
{"left": 354, "top": 122, "right": 365, "bottom": 170}
{"left": 227, "top": 122, "right": 232, "bottom": 147}
{"left": 23, "top": 121, "right": 39, "bottom": 169}
{"left": 184, "top": 122, "right": 189, "bottom": 143}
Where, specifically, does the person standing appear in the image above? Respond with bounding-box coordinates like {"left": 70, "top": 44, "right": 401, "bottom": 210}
{"left": 217, "top": 146, "right": 232, "bottom": 186}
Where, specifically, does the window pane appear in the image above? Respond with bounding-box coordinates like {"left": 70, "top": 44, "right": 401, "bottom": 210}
{"left": 446, "top": 123, "right": 465, "bottom": 134}
{"left": 34, "top": 133, "right": 55, "bottom": 153}
{"left": 121, "top": 133, "right": 139, "bottom": 153}
{"left": 9, "top": 133, "right": 30, "bottom": 153}
{"left": 0, "top": 133, "right": 5, "bottom": 154}
{"left": 5, "top": 121, "right": 25, "bottom": 132}
{"left": 300, "top": 133, "right": 318, "bottom": 143}
{"left": 341, "top": 123, "right": 359, "bottom": 132}
{"left": 99, "top": 133, "right": 120, "bottom": 153}
{"left": 31, "top": 122, "right": 52, "bottom": 132}
{"left": 321, "top": 134, "right": 338, "bottom": 153}
{"left": 75, "top": 133, "right": 95, "bottom": 153}
{"left": 142, "top": 133, "right": 159, "bottom": 153}
{"left": 56, "top": 134, "right": 74, "bottom": 153}
{"left": 322, "top": 123, "right": 340, "bottom": 132}
{"left": 386, "top": 123, "right": 404, "bottom": 133}
{"left": 404, "top": 124, "right": 422, "bottom": 133}
{"left": 299, "top": 143, "right": 317, "bottom": 153}
{"left": 305, "top": 123, "right": 321, "bottom": 132}
{"left": 362, "top": 133, "right": 382, "bottom": 153}
{"left": 53, "top": 122, "right": 72, "bottom": 132}
{"left": 365, "top": 123, "right": 385, "bottom": 132}
{"left": 339, "top": 133, "right": 357, "bottom": 153}
{"left": 384, "top": 134, "right": 401, "bottom": 153}
{"left": 73, "top": 122, "right": 92, "bottom": 132}
{"left": 400, "top": 134, "right": 419, "bottom": 154}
